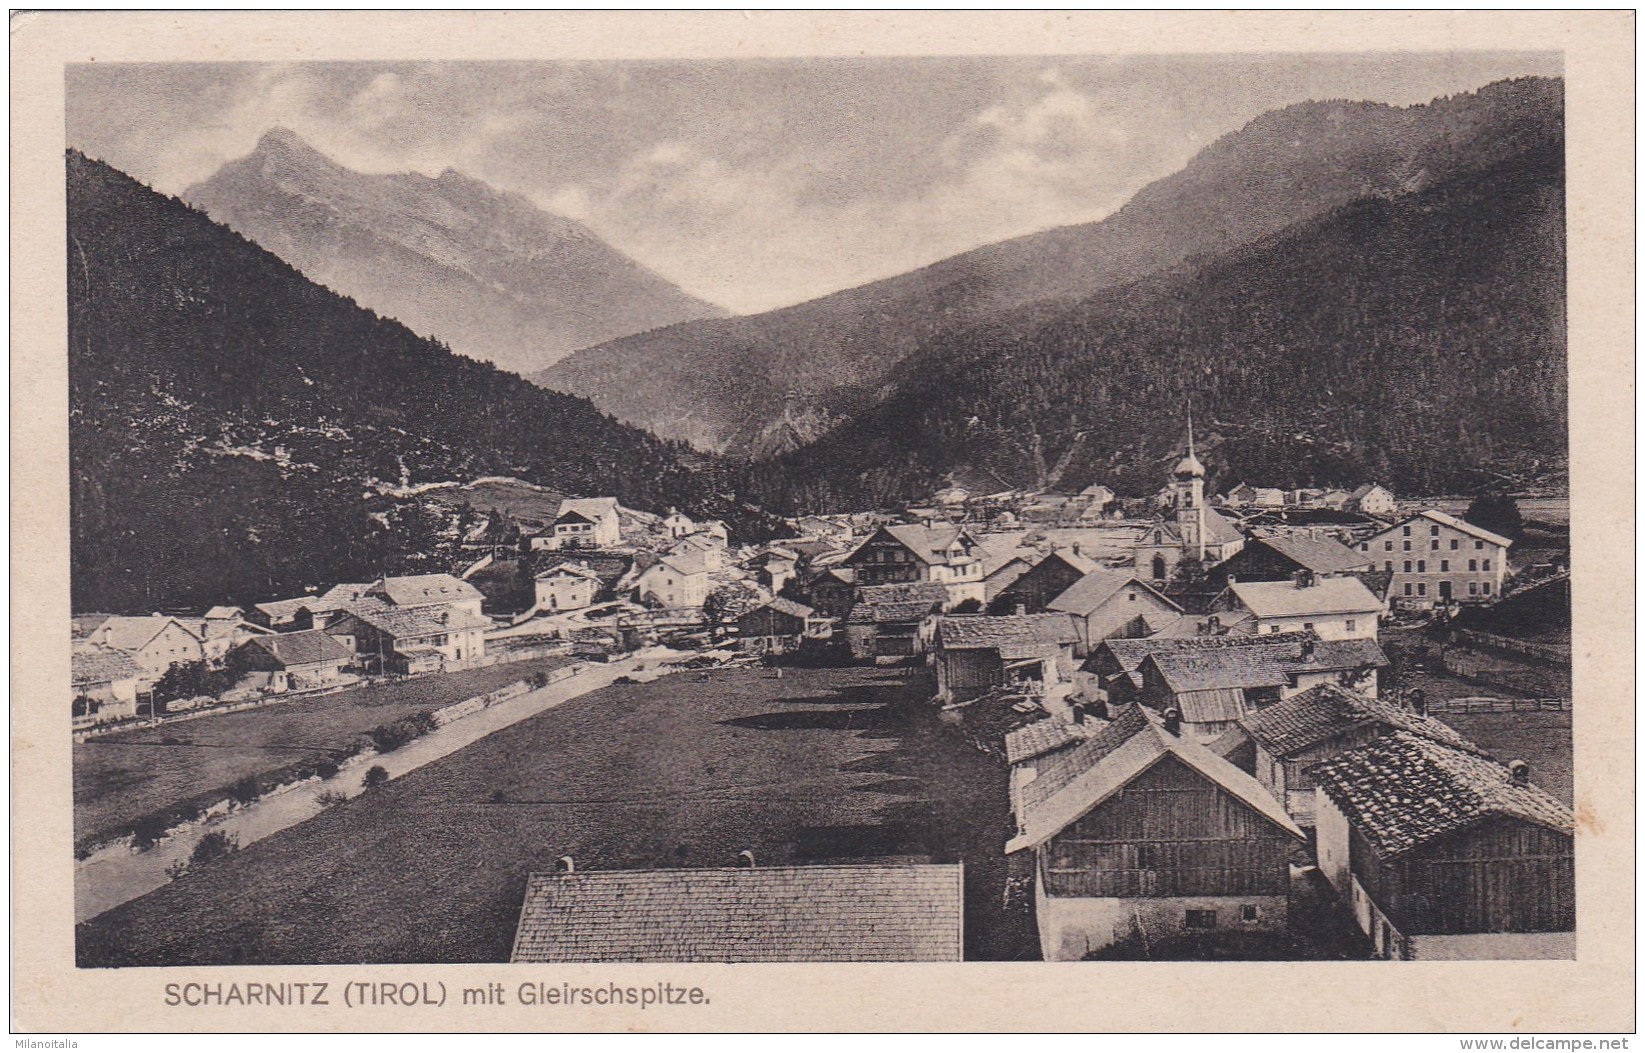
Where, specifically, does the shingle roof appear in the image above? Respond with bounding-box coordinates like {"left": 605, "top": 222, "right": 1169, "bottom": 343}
{"left": 241, "top": 629, "right": 352, "bottom": 668}
{"left": 935, "top": 614, "right": 1079, "bottom": 660}
{"left": 1311, "top": 733, "right": 1573, "bottom": 859}
{"left": 204, "top": 605, "right": 244, "bottom": 620}
{"left": 84, "top": 616, "right": 200, "bottom": 652}
{"left": 1143, "top": 611, "right": 1258, "bottom": 638}
{"left": 1240, "top": 683, "right": 1484, "bottom": 759}
{"left": 1143, "top": 635, "right": 1388, "bottom": 694}
{"left": 374, "top": 573, "right": 485, "bottom": 608}
{"left": 310, "top": 583, "right": 374, "bottom": 612}
{"left": 1008, "top": 705, "right": 1303, "bottom": 852}
{"left": 846, "top": 583, "right": 949, "bottom": 625}
{"left": 1005, "top": 715, "right": 1104, "bottom": 765}
{"left": 510, "top": 864, "right": 964, "bottom": 962}
{"left": 1248, "top": 534, "right": 1374, "bottom": 574}
{"left": 536, "top": 562, "right": 602, "bottom": 582}
{"left": 559, "top": 497, "right": 619, "bottom": 521}
{"left": 1397, "top": 509, "right": 1515, "bottom": 549}
{"left": 755, "top": 597, "right": 817, "bottom": 620}
{"left": 1223, "top": 576, "right": 1383, "bottom": 619}
{"left": 340, "top": 604, "right": 491, "bottom": 639}
{"left": 72, "top": 645, "right": 142, "bottom": 685}
{"left": 850, "top": 524, "right": 978, "bottom": 567}
{"left": 1047, "top": 571, "right": 1181, "bottom": 617}
{"left": 253, "top": 597, "right": 313, "bottom": 620}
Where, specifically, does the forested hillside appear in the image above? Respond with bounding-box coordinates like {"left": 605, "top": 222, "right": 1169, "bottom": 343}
{"left": 747, "top": 137, "right": 1566, "bottom": 512}
{"left": 68, "top": 152, "right": 749, "bottom": 613}
{"left": 540, "top": 77, "right": 1563, "bottom": 459}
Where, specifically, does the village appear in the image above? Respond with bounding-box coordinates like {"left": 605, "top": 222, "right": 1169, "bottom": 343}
{"left": 70, "top": 422, "right": 1574, "bottom": 966}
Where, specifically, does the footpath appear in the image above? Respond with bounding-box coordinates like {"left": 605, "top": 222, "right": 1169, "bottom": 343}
{"left": 75, "top": 651, "right": 681, "bottom": 923}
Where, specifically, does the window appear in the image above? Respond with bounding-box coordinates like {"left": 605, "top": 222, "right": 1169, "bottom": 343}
{"left": 1384, "top": 540, "right": 1394, "bottom": 552}
{"left": 1136, "top": 845, "right": 1156, "bottom": 868}
{"left": 1482, "top": 582, "right": 1492, "bottom": 595}
{"left": 1431, "top": 525, "right": 1440, "bottom": 536}
{"left": 1360, "top": 543, "right": 1369, "bottom": 552}
{"left": 1345, "top": 620, "right": 1356, "bottom": 633}
{"left": 1402, "top": 526, "right": 1412, "bottom": 537}
{"left": 1417, "top": 583, "right": 1427, "bottom": 596}
{"left": 1417, "top": 560, "right": 1426, "bottom": 573}
{"left": 1403, "top": 561, "right": 1412, "bottom": 573}
{"left": 1127, "top": 592, "right": 1136, "bottom": 601}
{"left": 1185, "top": 910, "right": 1218, "bottom": 930}
{"left": 1240, "top": 905, "right": 1261, "bottom": 923}
{"left": 1431, "top": 540, "right": 1440, "bottom": 550}
{"left": 1403, "top": 541, "right": 1412, "bottom": 551}
{"left": 1468, "top": 559, "right": 1478, "bottom": 572}
{"left": 1303, "top": 622, "right": 1314, "bottom": 632}
{"left": 1450, "top": 539, "right": 1460, "bottom": 550}
{"left": 1403, "top": 583, "right": 1414, "bottom": 596}
{"left": 1385, "top": 561, "right": 1393, "bottom": 572}
{"left": 1481, "top": 559, "right": 1491, "bottom": 572}
{"left": 1469, "top": 582, "right": 1479, "bottom": 595}
{"left": 1475, "top": 540, "right": 1484, "bottom": 550}
{"left": 1440, "top": 560, "right": 1449, "bottom": 571}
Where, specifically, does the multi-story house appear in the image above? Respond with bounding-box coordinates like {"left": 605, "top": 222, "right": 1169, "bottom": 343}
{"left": 1355, "top": 510, "right": 1512, "bottom": 606}
{"left": 841, "top": 523, "right": 987, "bottom": 606}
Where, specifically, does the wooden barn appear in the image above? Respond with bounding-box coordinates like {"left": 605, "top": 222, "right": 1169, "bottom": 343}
{"left": 1311, "top": 733, "right": 1575, "bottom": 960}
{"left": 843, "top": 583, "right": 948, "bottom": 661}
{"left": 736, "top": 598, "right": 829, "bottom": 655}
{"left": 988, "top": 547, "right": 1099, "bottom": 614}
{"left": 1008, "top": 704, "right": 1305, "bottom": 959}
{"left": 932, "top": 613, "right": 1079, "bottom": 705}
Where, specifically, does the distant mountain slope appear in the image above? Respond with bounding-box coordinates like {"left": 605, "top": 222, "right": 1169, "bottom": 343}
{"left": 69, "top": 151, "right": 745, "bottom": 613}
{"left": 183, "top": 129, "right": 724, "bottom": 376}
{"left": 537, "top": 77, "right": 1563, "bottom": 456}
{"left": 748, "top": 135, "right": 1566, "bottom": 511}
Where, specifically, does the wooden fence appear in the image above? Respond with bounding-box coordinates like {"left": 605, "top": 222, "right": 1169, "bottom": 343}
{"left": 1425, "top": 696, "right": 1572, "bottom": 714}
{"left": 1453, "top": 629, "right": 1571, "bottom": 666}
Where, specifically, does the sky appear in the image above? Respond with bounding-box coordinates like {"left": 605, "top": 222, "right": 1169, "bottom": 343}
{"left": 67, "top": 53, "right": 1560, "bottom": 313}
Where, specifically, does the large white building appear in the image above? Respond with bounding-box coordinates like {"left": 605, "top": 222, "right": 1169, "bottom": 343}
{"left": 1355, "top": 509, "right": 1511, "bottom": 606}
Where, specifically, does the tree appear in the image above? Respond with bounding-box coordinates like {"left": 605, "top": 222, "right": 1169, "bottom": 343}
{"left": 362, "top": 765, "right": 390, "bottom": 789}
{"left": 1464, "top": 493, "right": 1525, "bottom": 542}
{"left": 703, "top": 580, "right": 764, "bottom": 625}
{"left": 189, "top": 830, "right": 239, "bottom": 867}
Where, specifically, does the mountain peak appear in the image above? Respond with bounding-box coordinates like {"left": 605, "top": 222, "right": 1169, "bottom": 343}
{"left": 250, "top": 126, "right": 337, "bottom": 168}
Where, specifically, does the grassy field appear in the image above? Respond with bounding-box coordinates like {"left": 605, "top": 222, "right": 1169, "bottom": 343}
{"left": 1441, "top": 710, "right": 1573, "bottom": 806}
{"left": 74, "top": 655, "right": 574, "bottom": 848}
{"left": 78, "top": 664, "right": 1034, "bottom": 965}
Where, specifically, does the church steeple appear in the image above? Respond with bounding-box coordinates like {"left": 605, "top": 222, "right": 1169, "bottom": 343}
{"left": 1170, "top": 408, "right": 1207, "bottom": 561}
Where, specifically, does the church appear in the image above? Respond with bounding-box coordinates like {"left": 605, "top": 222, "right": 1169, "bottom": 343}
{"left": 1132, "top": 422, "right": 1246, "bottom": 582}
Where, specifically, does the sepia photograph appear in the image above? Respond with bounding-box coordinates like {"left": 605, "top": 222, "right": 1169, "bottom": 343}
{"left": 11, "top": 9, "right": 1634, "bottom": 1035}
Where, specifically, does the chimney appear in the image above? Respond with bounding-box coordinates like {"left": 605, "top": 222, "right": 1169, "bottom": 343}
{"left": 1015, "top": 602, "right": 1028, "bottom": 616}
{"left": 1508, "top": 760, "right": 1531, "bottom": 786}
{"left": 1070, "top": 703, "right": 1086, "bottom": 725}
{"left": 1408, "top": 688, "right": 1428, "bottom": 716}
{"left": 1205, "top": 615, "right": 1221, "bottom": 635}
{"left": 1071, "top": 542, "right": 1081, "bottom": 557}
{"left": 555, "top": 855, "right": 575, "bottom": 874}
{"left": 737, "top": 849, "right": 757, "bottom": 869}
{"left": 1299, "top": 638, "right": 1317, "bottom": 664}
{"left": 1161, "top": 707, "right": 1182, "bottom": 736}
{"left": 1293, "top": 569, "right": 1315, "bottom": 589}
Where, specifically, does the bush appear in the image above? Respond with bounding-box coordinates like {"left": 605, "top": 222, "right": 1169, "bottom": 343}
{"left": 314, "top": 789, "right": 348, "bottom": 809}
{"left": 227, "top": 776, "right": 261, "bottom": 806}
{"left": 312, "top": 757, "right": 340, "bottom": 780}
{"left": 369, "top": 710, "right": 439, "bottom": 753}
{"left": 189, "top": 830, "right": 238, "bottom": 867}
{"left": 130, "top": 815, "right": 172, "bottom": 852}
{"left": 362, "top": 765, "right": 390, "bottom": 789}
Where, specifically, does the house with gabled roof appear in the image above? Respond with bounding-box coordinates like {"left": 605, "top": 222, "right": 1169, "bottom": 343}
{"left": 1046, "top": 570, "right": 1182, "bottom": 653}
{"left": 510, "top": 862, "right": 964, "bottom": 963}
{"left": 1007, "top": 704, "right": 1305, "bottom": 959}
{"left": 736, "top": 597, "right": 830, "bottom": 655}
{"left": 534, "top": 562, "right": 601, "bottom": 613}
{"left": 1345, "top": 482, "right": 1397, "bottom": 517}
{"left": 367, "top": 573, "right": 487, "bottom": 616}
{"left": 635, "top": 554, "right": 709, "bottom": 610}
{"left": 1211, "top": 683, "right": 1485, "bottom": 830}
{"left": 932, "top": 613, "right": 1080, "bottom": 705}
{"left": 844, "top": 582, "right": 949, "bottom": 661}
{"left": 1208, "top": 533, "right": 1374, "bottom": 592}
{"left": 537, "top": 496, "right": 622, "bottom": 550}
{"left": 72, "top": 645, "right": 144, "bottom": 721}
{"left": 1311, "top": 734, "right": 1574, "bottom": 960}
{"left": 323, "top": 604, "right": 489, "bottom": 675}
{"left": 247, "top": 597, "right": 316, "bottom": 631}
{"left": 1355, "top": 509, "right": 1513, "bottom": 608}
{"left": 842, "top": 523, "right": 986, "bottom": 606}
{"left": 229, "top": 629, "right": 354, "bottom": 691}
{"left": 988, "top": 547, "right": 1100, "bottom": 615}
{"left": 1210, "top": 573, "right": 1383, "bottom": 641}
{"left": 75, "top": 615, "right": 204, "bottom": 680}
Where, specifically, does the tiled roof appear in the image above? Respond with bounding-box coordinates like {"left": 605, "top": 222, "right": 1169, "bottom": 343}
{"left": 1413, "top": 509, "right": 1514, "bottom": 549}
{"left": 935, "top": 614, "right": 1079, "bottom": 660}
{"left": 84, "top": 615, "right": 200, "bottom": 652}
{"left": 339, "top": 604, "right": 490, "bottom": 639}
{"left": 850, "top": 524, "right": 978, "bottom": 566}
{"left": 241, "top": 629, "right": 352, "bottom": 668}
{"left": 510, "top": 864, "right": 964, "bottom": 962}
{"left": 1047, "top": 571, "right": 1180, "bottom": 617}
{"left": 310, "top": 583, "right": 373, "bottom": 611}
{"left": 72, "top": 645, "right": 142, "bottom": 685}
{"left": 374, "top": 573, "right": 485, "bottom": 608}
{"left": 536, "top": 562, "right": 602, "bottom": 582}
{"left": 982, "top": 558, "right": 1032, "bottom": 600}
{"left": 1171, "top": 687, "right": 1251, "bottom": 724}
{"left": 659, "top": 550, "right": 713, "bottom": 578}
{"left": 1005, "top": 715, "right": 1105, "bottom": 765}
{"left": 536, "top": 552, "right": 631, "bottom": 587}
{"left": 1224, "top": 576, "right": 1383, "bottom": 619}
{"left": 1240, "top": 683, "right": 1484, "bottom": 759}
{"left": 1143, "top": 611, "right": 1258, "bottom": 638}
{"left": 1008, "top": 705, "right": 1302, "bottom": 852}
{"left": 1249, "top": 534, "right": 1373, "bottom": 574}
{"left": 1311, "top": 733, "right": 1572, "bottom": 859}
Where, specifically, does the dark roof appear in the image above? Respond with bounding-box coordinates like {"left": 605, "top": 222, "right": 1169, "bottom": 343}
{"left": 1240, "top": 683, "right": 1484, "bottom": 759}
{"left": 935, "top": 613, "right": 1079, "bottom": 659}
{"left": 554, "top": 509, "right": 595, "bottom": 526}
{"left": 747, "top": 597, "right": 817, "bottom": 621}
{"left": 242, "top": 629, "right": 352, "bottom": 667}
{"left": 511, "top": 864, "right": 964, "bottom": 962}
{"left": 847, "top": 524, "right": 978, "bottom": 567}
{"left": 1004, "top": 715, "right": 1104, "bottom": 765}
{"left": 1008, "top": 705, "right": 1302, "bottom": 852}
{"left": 1143, "top": 635, "right": 1388, "bottom": 694}
{"left": 1095, "top": 630, "right": 1384, "bottom": 676}
{"left": 846, "top": 583, "right": 949, "bottom": 625}
{"left": 336, "top": 604, "right": 491, "bottom": 638}
{"left": 536, "top": 551, "right": 632, "bottom": 587}
{"left": 72, "top": 646, "right": 142, "bottom": 685}
{"left": 1311, "top": 733, "right": 1573, "bottom": 858}
{"left": 253, "top": 597, "right": 313, "bottom": 620}
{"left": 1248, "top": 534, "right": 1374, "bottom": 574}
